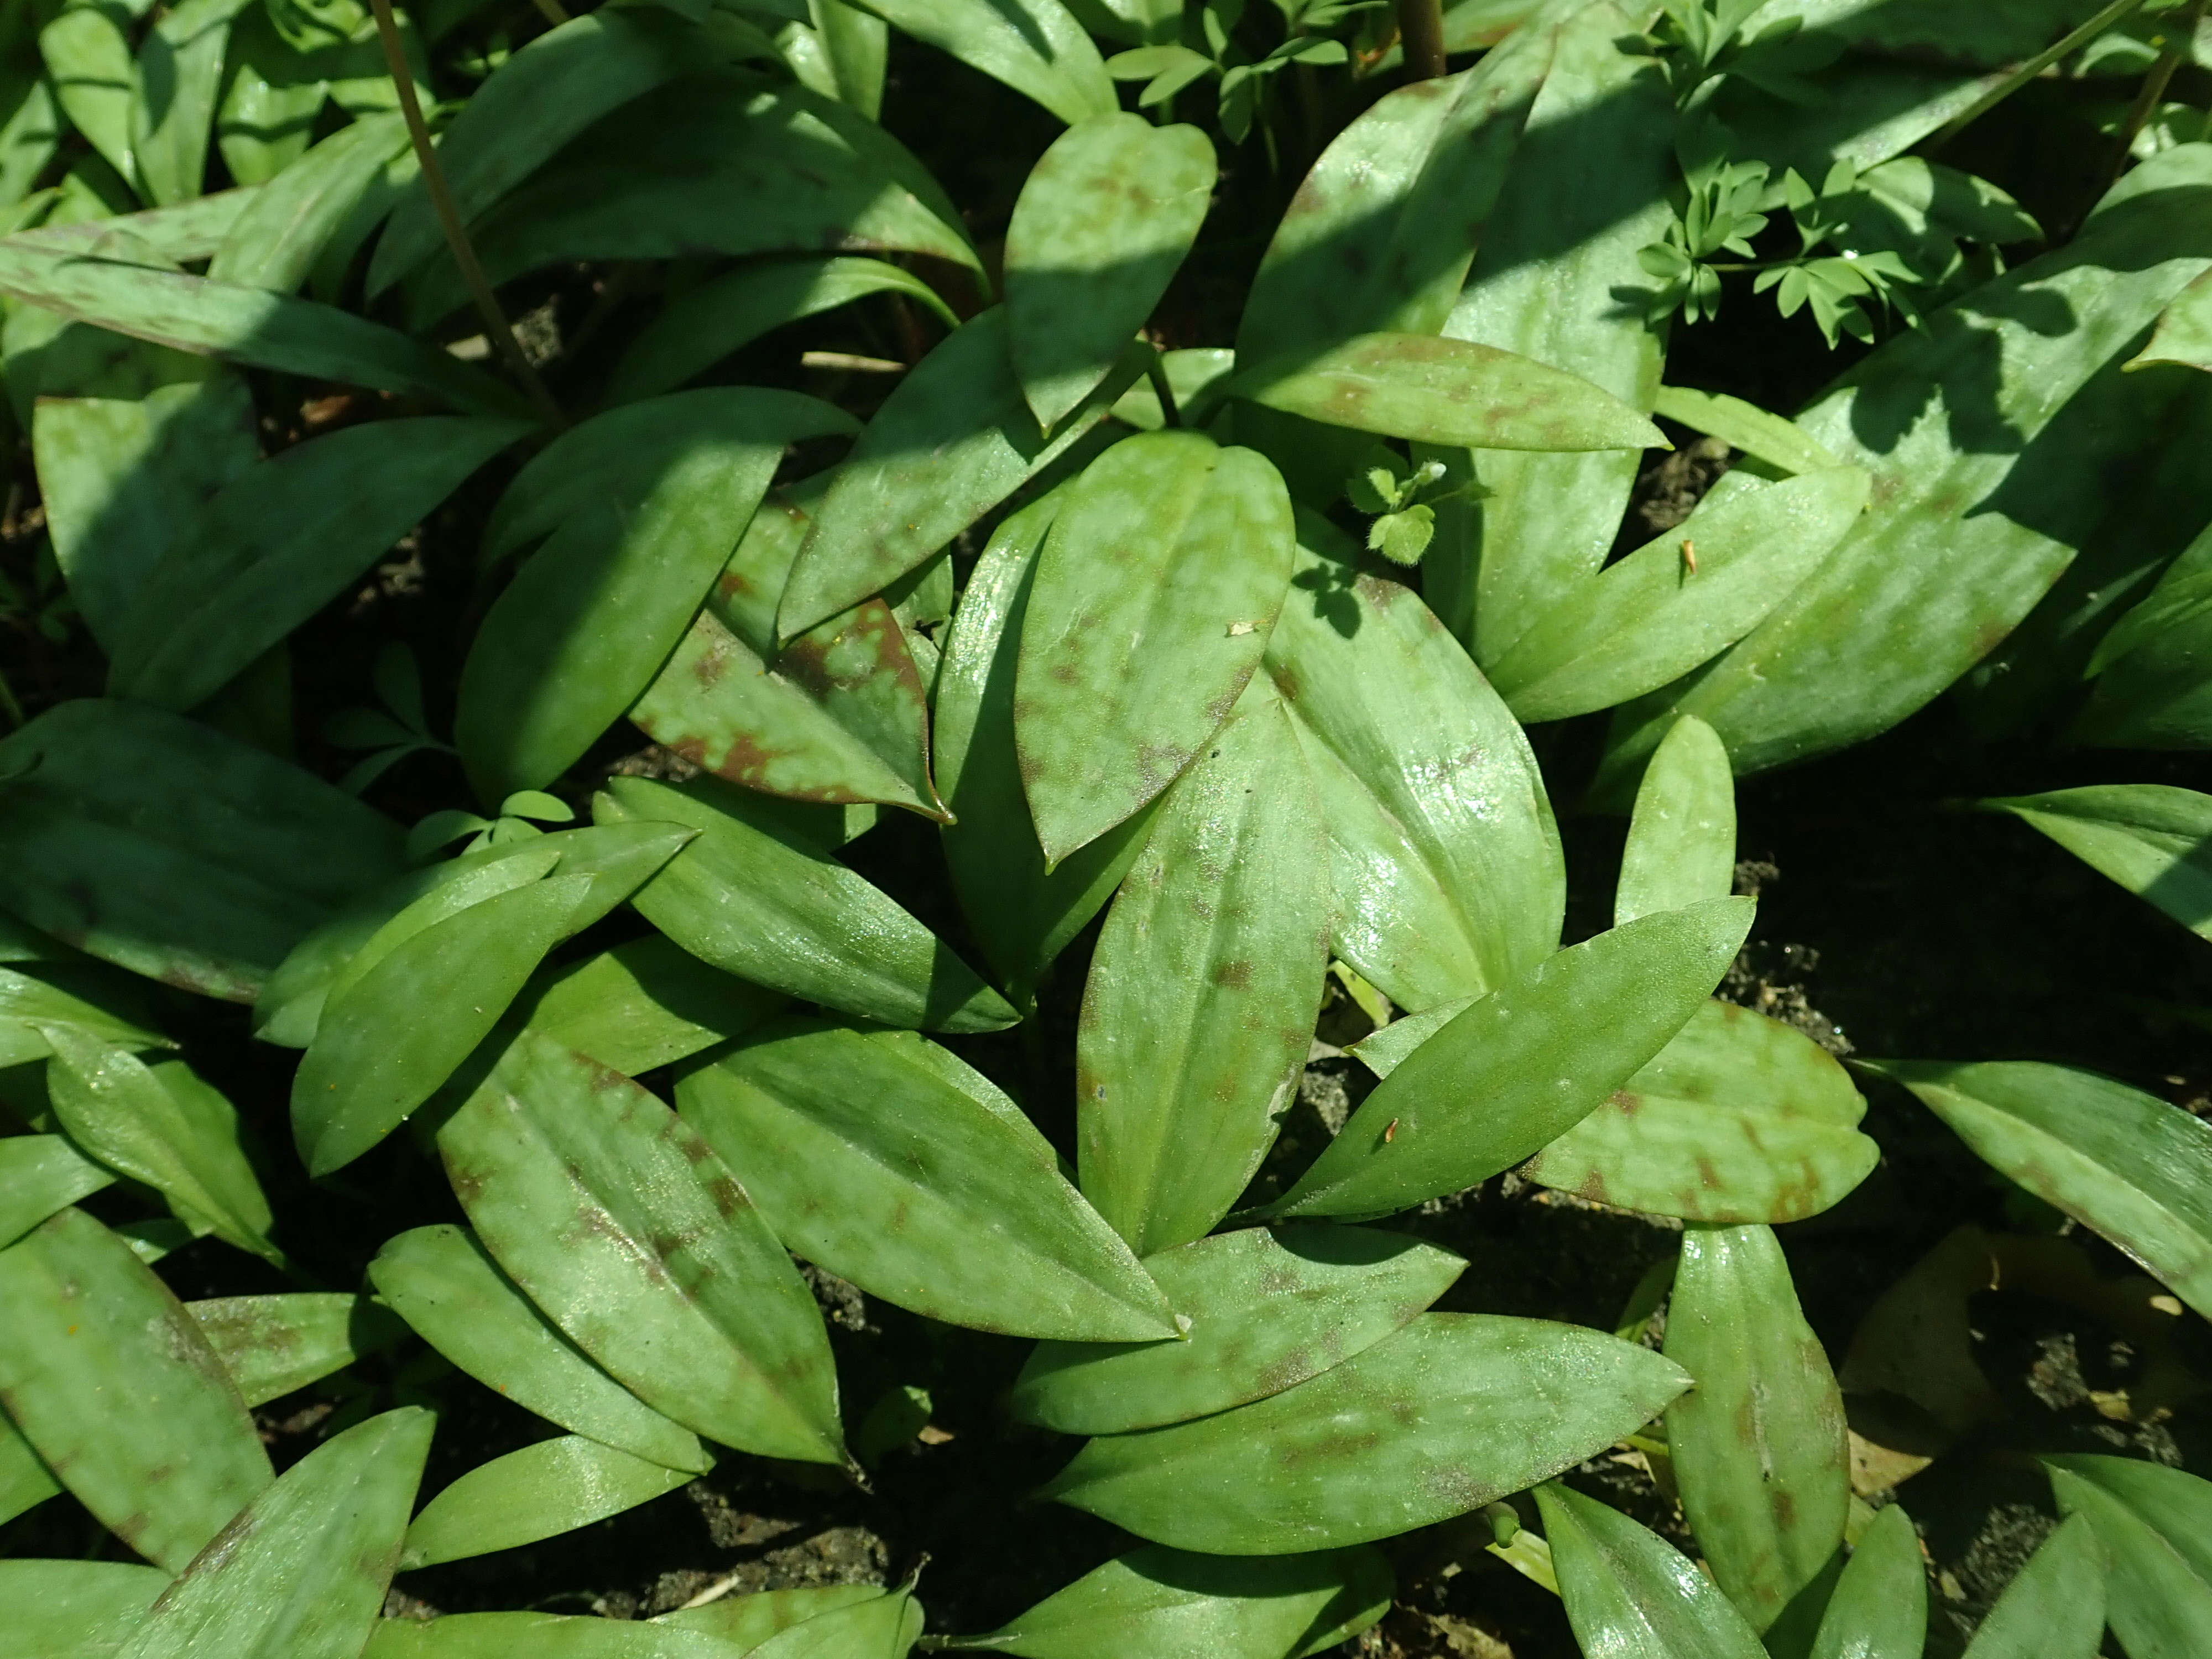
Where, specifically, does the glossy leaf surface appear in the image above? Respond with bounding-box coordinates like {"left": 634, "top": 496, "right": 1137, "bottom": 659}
{"left": 186, "top": 1292, "right": 403, "bottom": 1407}
{"left": 1806, "top": 1501, "right": 1926, "bottom": 1659}
{"left": 515, "top": 938, "right": 784, "bottom": 1078}
{"left": 1983, "top": 786, "right": 2212, "bottom": 941}
{"left": 0, "top": 962, "right": 169, "bottom": 1066}
{"left": 1536, "top": 1482, "right": 1769, "bottom": 1659}
{"left": 1041, "top": 1313, "right": 1689, "bottom": 1554}
{"left": 2045, "top": 1454, "right": 2212, "bottom": 1659}
{"left": 847, "top": 0, "right": 1112, "bottom": 124}
{"left": 401, "top": 1436, "right": 696, "bottom": 1569}
{"left": 1958, "top": 1512, "right": 2106, "bottom": 1659}
{"left": 0, "top": 1134, "right": 114, "bottom": 1249}
{"left": 1615, "top": 716, "right": 1736, "bottom": 926}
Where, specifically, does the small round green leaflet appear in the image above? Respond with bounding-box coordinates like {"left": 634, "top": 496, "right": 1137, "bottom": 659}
{"left": 1004, "top": 113, "right": 1216, "bottom": 430}
{"left": 1535, "top": 1482, "right": 1769, "bottom": 1659}
{"left": 675, "top": 1018, "right": 1177, "bottom": 1342}
{"left": 0, "top": 1134, "right": 114, "bottom": 1249}
{"left": 369, "top": 1224, "right": 711, "bottom": 1475}
{"left": 1863, "top": 1059, "right": 2212, "bottom": 1320}
{"left": 0, "top": 1208, "right": 270, "bottom": 1572}
{"left": 2044, "top": 1454, "right": 2212, "bottom": 1658}
{"left": 1981, "top": 785, "right": 2212, "bottom": 943}
{"left": 654, "top": 1584, "right": 888, "bottom": 1644}
{"left": 0, "top": 1559, "right": 170, "bottom": 1656}
{"left": 1262, "top": 896, "right": 1755, "bottom": 1221}
{"left": 1663, "top": 1224, "right": 1850, "bottom": 1633}
{"left": 186, "top": 1292, "right": 406, "bottom": 1407}
{"left": 1614, "top": 715, "right": 1736, "bottom": 927}
{"left": 1014, "top": 429, "right": 1295, "bottom": 865}
{"left": 1804, "top": 1502, "right": 1926, "bottom": 1659}
{"left": 1521, "top": 1000, "right": 1880, "bottom": 1223}
{"left": 1010, "top": 1223, "right": 1465, "bottom": 1435}
{"left": 941, "top": 1543, "right": 1392, "bottom": 1658}
{"left": 1957, "top": 1512, "right": 2105, "bottom": 1659}
{"left": 291, "top": 872, "right": 593, "bottom": 1176}
{"left": 437, "top": 1030, "right": 847, "bottom": 1467}
{"left": 1039, "top": 1313, "right": 1690, "bottom": 1554}
{"left": 400, "top": 1435, "right": 698, "bottom": 1569}
{"left": 116, "top": 1408, "right": 433, "bottom": 1659}
{"left": 366, "top": 1613, "right": 757, "bottom": 1658}
{"left": 512, "top": 937, "right": 786, "bottom": 1079}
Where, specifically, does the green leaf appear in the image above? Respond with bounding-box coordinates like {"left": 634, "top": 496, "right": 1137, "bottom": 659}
{"left": 1004, "top": 113, "right": 1215, "bottom": 429}
{"left": 2043, "top": 1454, "right": 2211, "bottom": 1659}
{"left": 746, "top": 1585, "right": 924, "bottom": 1659}
{"left": 1076, "top": 685, "right": 1328, "bottom": 1253}
{"left": 400, "top": 1435, "right": 697, "bottom": 1570}
{"left": 290, "top": 872, "right": 590, "bottom": 1175}
{"left": 41, "top": 1029, "right": 277, "bottom": 1259}
{"left": 128, "top": 0, "right": 255, "bottom": 206}
{"left": 1981, "top": 786, "right": 2212, "bottom": 941}
{"left": 0, "top": 1411, "right": 62, "bottom": 1529}
{"left": 1261, "top": 898, "right": 1753, "bottom": 1220}
{"left": 595, "top": 775, "right": 1016, "bottom": 1034}
{"left": 114, "top": 1407, "right": 432, "bottom": 1659}
{"left": 1040, "top": 1312, "right": 1690, "bottom": 1553}
{"left": 653, "top": 1585, "right": 887, "bottom": 1645}
{"left": 365, "top": 1613, "right": 764, "bottom": 1657}
{"left": 1535, "top": 1482, "right": 1770, "bottom": 1659}
{"left": 676, "top": 1017, "right": 1176, "bottom": 1340}
{"left": 1521, "top": 1001, "right": 1879, "bottom": 1224}
{"left": 1651, "top": 386, "right": 1844, "bottom": 477}
{"left": 186, "top": 1292, "right": 405, "bottom": 1407}
{"left": 0, "top": 1559, "right": 171, "bottom": 1655}
{"left": 369, "top": 1223, "right": 711, "bottom": 1475}
{"left": 844, "top": 0, "right": 1113, "bottom": 124}
{"left": 456, "top": 389, "right": 854, "bottom": 801}
{"left": 0, "top": 1133, "right": 114, "bottom": 1249}
{"left": 776, "top": 307, "right": 1139, "bottom": 640}
{"left": 513, "top": 937, "right": 784, "bottom": 1078}
{"left": 2131, "top": 261, "right": 2212, "bottom": 374}
{"left": 1805, "top": 1502, "right": 1926, "bottom": 1659}
{"left": 0, "top": 1208, "right": 270, "bottom": 1571}
{"left": 1958, "top": 1512, "right": 2106, "bottom": 1659}
{"left": 0, "top": 700, "right": 405, "bottom": 1001}
{"left": 1486, "top": 468, "right": 1871, "bottom": 723}
{"left": 1014, "top": 430, "right": 1293, "bottom": 863}
{"left": 1663, "top": 1224, "right": 1850, "bottom": 1632}
{"left": 319, "top": 842, "right": 567, "bottom": 1015}
{"left": 1010, "top": 1223, "right": 1464, "bottom": 1434}
{"left": 607, "top": 255, "right": 957, "bottom": 404}
{"left": 1861, "top": 1060, "right": 2212, "bottom": 1322}
{"left": 107, "top": 415, "right": 529, "bottom": 713}
{"left": 933, "top": 490, "right": 1162, "bottom": 1005}
{"left": 41, "top": 8, "right": 139, "bottom": 191}
{"left": 207, "top": 112, "right": 412, "bottom": 292}
{"left": 437, "top": 1029, "right": 847, "bottom": 1465}
{"left": 1264, "top": 513, "right": 1562, "bottom": 1011}
{"left": 781, "top": 0, "right": 890, "bottom": 121}
{"left": 1228, "top": 332, "right": 1665, "bottom": 453}
{"left": 2072, "top": 517, "right": 2212, "bottom": 747}
{"left": 946, "top": 1543, "right": 1392, "bottom": 1657}
{"left": 0, "top": 961, "right": 172, "bottom": 1065}
{"left": 211, "top": 2, "right": 326, "bottom": 189}
{"left": 1616, "top": 716, "right": 1735, "bottom": 926}
{"left": 1368, "top": 507, "right": 1433, "bottom": 566}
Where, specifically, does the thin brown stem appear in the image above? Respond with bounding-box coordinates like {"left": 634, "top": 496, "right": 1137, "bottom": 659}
{"left": 1392, "top": 0, "right": 1446, "bottom": 81}
{"left": 366, "top": 0, "right": 562, "bottom": 425}
{"left": 1144, "top": 349, "right": 1181, "bottom": 428}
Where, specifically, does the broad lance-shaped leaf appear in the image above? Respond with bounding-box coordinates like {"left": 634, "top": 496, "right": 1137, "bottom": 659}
{"left": 40, "top": 1027, "right": 278, "bottom": 1259}
{"left": 0, "top": 699, "right": 404, "bottom": 1001}
{"left": 1535, "top": 1483, "right": 1770, "bottom": 1659}
{"left": 439, "top": 1029, "right": 847, "bottom": 1465}
{"left": 1005, "top": 113, "right": 1215, "bottom": 429}
{"left": 2044, "top": 1455, "right": 2210, "bottom": 1659}
{"left": 291, "top": 872, "right": 592, "bottom": 1176}
{"left": 2132, "top": 260, "right": 2212, "bottom": 375}
{"left": 41, "top": 7, "right": 137, "bottom": 188}
{"left": 0, "top": 1134, "right": 114, "bottom": 1249}
{"left": 1040, "top": 1313, "right": 1690, "bottom": 1554}
{"left": 1958, "top": 1512, "right": 2105, "bottom": 1659}
{"left": 104, "top": 415, "right": 528, "bottom": 712}
{"left": 1981, "top": 786, "right": 2212, "bottom": 941}
{"left": 1862, "top": 1060, "right": 2212, "bottom": 1321}
{"left": 654, "top": 1585, "right": 886, "bottom": 1645}
{"left": 632, "top": 473, "right": 945, "bottom": 819}
{"left": 0, "top": 1561, "right": 171, "bottom": 1657}
{"left": 1076, "top": 687, "right": 1328, "bottom": 1253}
{"left": 370, "top": 1224, "right": 711, "bottom": 1474}
{"left": 1615, "top": 716, "right": 1735, "bottom": 927}
{"left": 1259, "top": 898, "right": 1753, "bottom": 1221}
{"left": 512, "top": 937, "right": 785, "bottom": 1079}
{"left": 847, "top": 0, "right": 1112, "bottom": 125}
{"left": 115, "top": 1407, "right": 431, "bottom": 1659}
{"left": 1593, "top": 144, "right": 2212, "bottom": 795}
{"left": 677, "top": 1018, "right": 1177, "bottom": 1341}
{"left": 186, "top": 1292, "right": 406, "bottom": 1407}
{"left": 128, "top": 0, "right": 252, "bottom": 207}
{"left": 1663, "top": 1224, "right": 1850, "bottom": 1632}
{"left": 1486, "top": 467, "right": 1871, "bottom": 724}
{"left": 1011, "top": 1223, "right": 1465, "bottom": 1434}
{"left": 596, "top": 775, "right": 1016, "bottom": 1033}
{"left": 459, "top": 389, "right": 857, "bottom": 801}
{"left": 317, "top": 843, "right": 565, "bottom": 1015}
{"left": 1016, "top": 429, "right": 1295, "bottom": 864}
{"left": 0, "top": 1208, "right": 271, "bottom": 1571}
{"left": 366, "top": 1613, "right": 804, "bottom": 1657}
{"left": 944, "top": 1543, "right": 1392, "bottom": 1658}
{"left": 1651, "top": 385, "right": 1843, "bottom": 478}
{"left": 1805, "top": 1503, "right": 1925, "bottom": 1659}
{"left": 401, "top": 1436, "right": 696, "bottom": 1569}
{"left": 752, "top": 1587, "right": 924, "bottom": 1659}
{"left": 1427, "top": 3, "right": 1673, "bottom": 657}
{"left": 1225, "top": 332, "right": 1665, "bottom": 453}
{"left": 0, "top": 961, "right": 172, "bottom": 1065}
{"left": 1521, "top": 1000, "right": 1879, "bottom": 1224}
{"left": 935, "top": 489, "right": 1161, "bottom": 1005}
{"left": 207, "top": 113, "right": 415, "bottom": 294}
{"left": 2071, "top": 515, "right": 2212, "bottom": 749}
{"left": 1266, "top": 512, "right": 1562, "bottom": 1013}
{"left": 0, "top": 1412, "right": 61, "bottom": 1527}
{"left": 776, "top": 307, "right": 1140, "bottom": 641}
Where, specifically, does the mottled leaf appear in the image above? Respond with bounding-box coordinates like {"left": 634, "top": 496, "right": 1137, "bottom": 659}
{"left": 1958, "top": 1512, "right": 2106, "bottom": 1659}
{"left": 0, "top": 1133, "right": 113, "bottom": 1249}
{"left": 186, "top": 1292, "right": 405, "bottom": 1407}
{"left": 400, "top": 1436, "right": 696, "bottom": 1569}
{"left": 1535, "top": 1482, "right": 1769, "bottom": 1659}
{"left": 1615, "top": 716, "right": 1736, "bottom": 926}
{"left": 513, "top": 938, "right": 784, "bottom": 1078}
{"left": 1805, "top": 1501, "right": 1926, "bottom": 1659}
{"left": 846, "top": 0, "right": 1113, "bottom": 124}
{"left": 1982, "top": 786, "right": 2212, "bottom": 941}
{"left": 0, "top": 1560, "right": 171, "bottom": 1657}
{"left": 2044, "top": 1454, "right": 2210, "bottom": 1659}
{"left": 1041, "top": 1313, "right": 1690, "bottom": 1554}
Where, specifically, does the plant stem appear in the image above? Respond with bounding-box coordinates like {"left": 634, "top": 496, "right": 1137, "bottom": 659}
{"left": 529, "top": 0, "right": 571, "bottom": 23}
{"left": 1145, "top": 349, "right": 1181, "bottom": 427}
{"left": 2107, "top": 0, "right": 2203, "bottom": 176}
{"left": 1392, "top": 0, "right": 1446, "bottom": 80}
{"left": 366, "top": 0, "right": 562, "bottom": 425}
{"left": 1929, "top": 0, "right": 2146, "bottom": 149}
